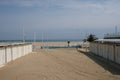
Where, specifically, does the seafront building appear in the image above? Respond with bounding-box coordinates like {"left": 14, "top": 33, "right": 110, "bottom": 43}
{"left": 90, "top": 33, "right": 120, "bottom": 64}
{"left": 104, "top": 32, "right": 120, "bottom": 39}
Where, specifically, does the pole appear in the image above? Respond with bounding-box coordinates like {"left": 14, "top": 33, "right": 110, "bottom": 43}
{"left": 34, "top": 32, "right": 36, "bottom": 43}
{"left": 85, "top": 33, "right": 88, "bottom": 52}
{"left": 115, "top": 26, "right": 117, "bottom": 34}
{"left": 34, "top": 32, "right": 36, "bottom": 49}
{"left": 22, "top": 26, "right": 25, "bottom": 42}
{"left": 42, "top": 33, "right": 44, "bottom": 46}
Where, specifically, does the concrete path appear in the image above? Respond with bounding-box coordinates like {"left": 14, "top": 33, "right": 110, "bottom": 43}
{"left": 0, "top": 48, "right": 120, "bottom": 80}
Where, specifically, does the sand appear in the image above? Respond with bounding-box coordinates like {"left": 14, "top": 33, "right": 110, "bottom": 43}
{"left": 32, "top": 41, "right": 89, "bottom": 49}
{"left": 0, "top": 47, "right": 120, "bottom": 80}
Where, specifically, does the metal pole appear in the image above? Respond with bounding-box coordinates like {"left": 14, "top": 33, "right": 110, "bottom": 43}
{"left": 115, "top": 26, "right": 117, "bottom": 34}
{"left": 34, "top": 32, "right": 36, "bottom": 43}
{"left": 34, "top": 32, "right": 36, "bottom": 49}
{"left": 42, "top": 33, "right": 44, "bottom": 46}
{"left": 22, "top": 26, "right": 25, "bottom": 42}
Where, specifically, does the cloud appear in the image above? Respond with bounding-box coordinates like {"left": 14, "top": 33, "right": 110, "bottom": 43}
{"left": 0, "top": 0, "right": 120, "bottom": 39}
{"left": 0, "top": 0, "right": 118, "bottom": 7}
{"left": 1, "top": 0, "right": 120, "bottom": 28}
{"left": 0, "top": 0, "right": 120, "bottom": 15}
{"left": 0, "top": 0, "right": 120, "bottom": 29}
{"left": 0, "top": 0, "right": 62, "bottom": 7}
{"left": 0, "top": 0, "right": 120, "bottom": 13}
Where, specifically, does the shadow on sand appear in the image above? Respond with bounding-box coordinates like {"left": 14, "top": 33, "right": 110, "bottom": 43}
{"left": 77, "top": 49, "right": 120, "bottom": 75}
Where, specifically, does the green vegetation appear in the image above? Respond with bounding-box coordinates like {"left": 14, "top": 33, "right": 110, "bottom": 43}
{"left": 87, "top": 34, "right": 98, "bottom": 42}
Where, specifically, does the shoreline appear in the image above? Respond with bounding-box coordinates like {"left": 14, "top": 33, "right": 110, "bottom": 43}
{"left": 0, "top": 40, "right": 83, "bottom": 43}
{"left": 0, "top": 41, "right": 89, "bottom": 49}
{"left": 32, "top": 41, "right": 89, "bottom": 49}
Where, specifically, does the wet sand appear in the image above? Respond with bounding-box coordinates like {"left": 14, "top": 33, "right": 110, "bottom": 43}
{"left": 0, "top": 48, "right": 120, "bottom": 80}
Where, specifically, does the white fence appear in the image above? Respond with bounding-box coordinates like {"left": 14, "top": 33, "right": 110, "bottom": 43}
{"left": 0, "top": 43, "right": 32, "bottom": 67}
{"left": 90, "top": 42, "right": 120, "bottom": 64}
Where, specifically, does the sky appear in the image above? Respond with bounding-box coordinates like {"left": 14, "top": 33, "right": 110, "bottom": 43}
{"left": 0, "top": 0, "right": 120, "bottom": 40}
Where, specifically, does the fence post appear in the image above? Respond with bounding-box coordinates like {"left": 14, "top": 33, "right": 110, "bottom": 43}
{"left": 113, "top": 42, "right": 116, "bottom": 62}
{"left": 5, "top": 47, "right": 7, "bottom": 64}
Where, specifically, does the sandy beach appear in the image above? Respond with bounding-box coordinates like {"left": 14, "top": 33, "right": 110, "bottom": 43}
{"left": 32, "top": 41, "right": 89, "bottom": 49}
{"left": 0, "top": 42, "right": 120, "bottom": 80}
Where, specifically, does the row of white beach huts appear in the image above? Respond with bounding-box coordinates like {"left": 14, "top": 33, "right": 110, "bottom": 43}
{"left": 89, "top": 39, "right": 120, "bottom": 64}
{"left": 0, "top": 40, "right": 120, "bottom": 67}
{"left": 0, "top": 43, "right": 32, "bottom": 67}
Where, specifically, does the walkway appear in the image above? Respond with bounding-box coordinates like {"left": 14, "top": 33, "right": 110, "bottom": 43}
{"left": 0, "top": 48, "right": 120, "bottom": 80}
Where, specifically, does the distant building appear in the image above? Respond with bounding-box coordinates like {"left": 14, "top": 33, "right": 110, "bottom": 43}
{"left": 89, "top": 32, "right": 120, "bottom": 65}
{"left": 104, "top": 32, "right": 120, "bottom": 39}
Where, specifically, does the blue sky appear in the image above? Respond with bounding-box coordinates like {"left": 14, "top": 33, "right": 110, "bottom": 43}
{"left": 0, "top": 0, "right": 120, "bottom": 40}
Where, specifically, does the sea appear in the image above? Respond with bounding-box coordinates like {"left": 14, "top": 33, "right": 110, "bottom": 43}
{"left": 0, "top": 39, "right": 82, "bottom": 43}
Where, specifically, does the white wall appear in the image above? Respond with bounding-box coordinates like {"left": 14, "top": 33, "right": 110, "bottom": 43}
{"left": 0, "top": 43, "right": 32, "bottom": 66}
{"left": 6, "top": 47, "right": 12, "bottom": 63}
{"left": 12, "top": 46, "right": 18, "bottom": 60}
{"left": 0, "top": 48, "right": 5, "bottom": 66}
{"left": 115, "top": 46, "right": 120, "bottom": 64}
{"left": 90, "top": 42, "right": 120, "bottom": 64}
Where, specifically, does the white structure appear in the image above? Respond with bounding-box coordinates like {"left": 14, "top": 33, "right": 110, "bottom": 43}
{"left": 104, "top": 33, "right": 120, "bottom": 39}
{"left": 0, "top": 43, "right": 32, "bottom": 67}
{"left": 90, "top": 39, "right": 120, "bottom": 64}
